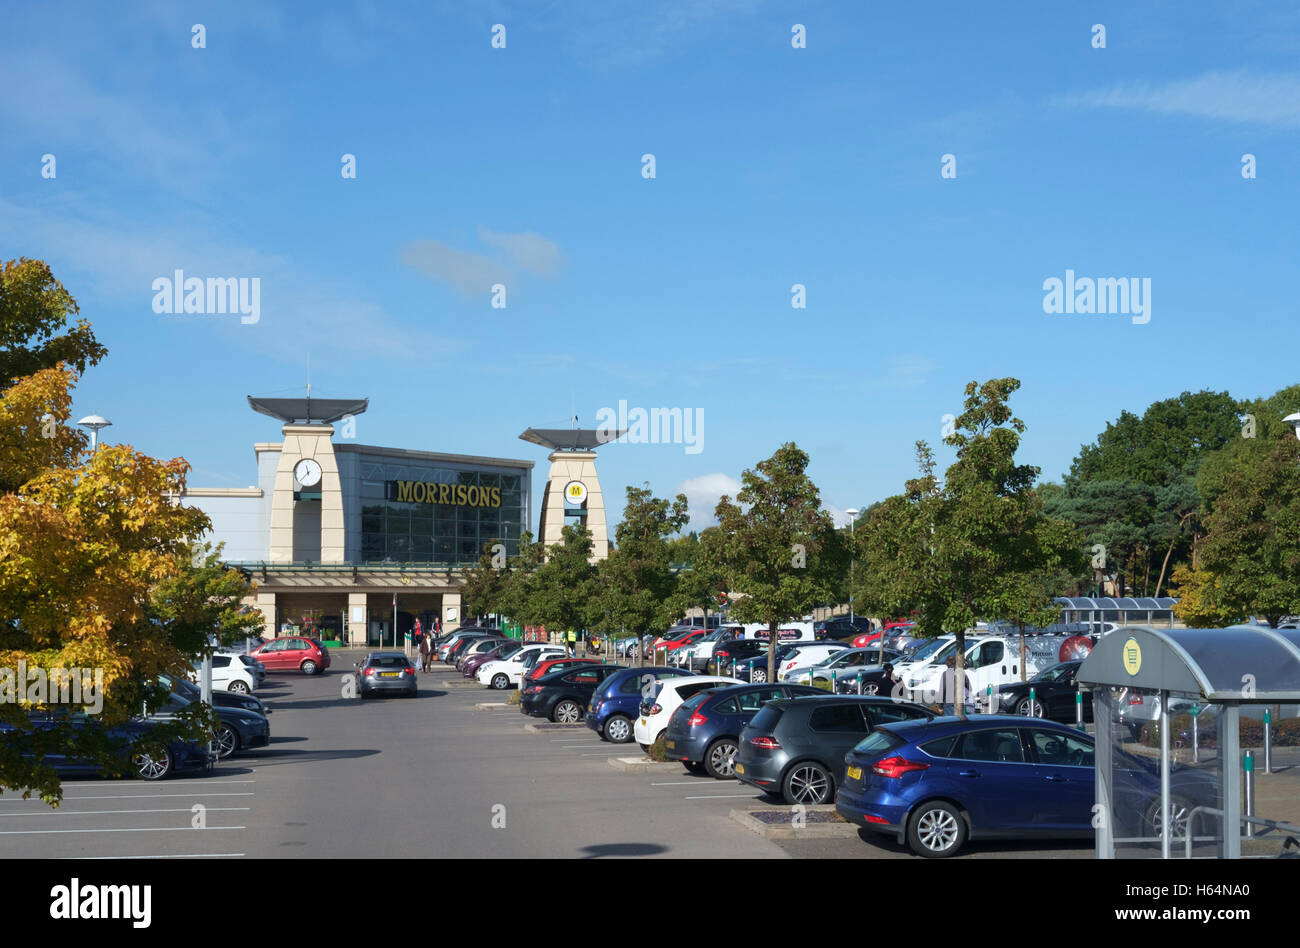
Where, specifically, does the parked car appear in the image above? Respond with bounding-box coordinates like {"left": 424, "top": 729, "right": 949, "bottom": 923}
{"left": 459, "top": 638, "right": 518, "bottom": 674}
{"left": 190, "top": 654, "right": 258, "bottom": 694}
{"left": 785, "top": 647, "right": 904, "bottom": 688}
{"left": 0, "top": 710, "right": 214, "bottom": 781}
{"left": 734, "top": 695, "right": 935, "bottom": 804}
{"left": 148, "top": 691, "right": 269, "bottom": 760}
{"left": 446, "top": 634, "right": 505, "bottom": 666}
{"left": 521, "top": 664, "right": 626, "bottom": 721}
{"left": 732, "top": 643, "right": 808, "bottom": 683}
{"left": 991, "top": 660, "right": 1092, "bottom": 722}
{"left": 634, "top": 675, "right": 744, "bottom": 750}
{"left": 249, "top": 636, "right": 331, "bottom": 675}
{"left": 664, "top": 683, "right": 824, "bottom": 778}
{"left": 235, "top": 654, "right": 267, "bottom": 684}
{"left": 739, "top": 622, "right": 817, "bottom": 643}
{"left": 816, "top": 617, "right": 875, "bottom": 641}
{"left": 477, "top": 644, "right": 566, "bottom": 690}
{"left": 774, "top": 642, "right": 850, "bottom": 681}
{"left": 650, "top": 628, "right": 708, "bottom": 655}
{"left": 686, "top": 625, "right": 749, "bottom": 670}
{"left": 904, "top": 635, "right": 1043, "bottom": 705}
{"left": 527, "top": 657, "right": 605, "bottom": 683}
{"left": 853, "top": 621, "right": 914, "bottom": 649}
{"left": 160, "top": 672, "right": 269, "bottom": 716}
{"left": 437, "top": 628, "right": 502, "bottom": 661}
{"left": 355, "top": 652, "right": 418, "bottom": 699}
{"left": 586, "top": 666, "right": 697, "bottom": 743}
{"left": 835, "top": 715, "right": 1217, "bottom": 857}
{"left": 706, "top": 639, "right": 769, "bottom": 675}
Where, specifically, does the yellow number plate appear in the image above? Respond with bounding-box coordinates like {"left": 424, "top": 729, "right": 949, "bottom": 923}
{"left": 665, "top": 740, "right": 675, "bottom": 750}
{"left": 734, "top": 763, "right": 745, "bottom": 775}
{"left": 846, "top": 766, "right": 862, "bottom": 781}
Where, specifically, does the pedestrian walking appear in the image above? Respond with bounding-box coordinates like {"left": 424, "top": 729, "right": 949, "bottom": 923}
{"left": 939, "top": 655, "right": 974, "bottom": 715}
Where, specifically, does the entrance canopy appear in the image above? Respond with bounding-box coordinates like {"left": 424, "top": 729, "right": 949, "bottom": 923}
{"left": 1079, "top": 625, "right": 1300, "bottom": 702}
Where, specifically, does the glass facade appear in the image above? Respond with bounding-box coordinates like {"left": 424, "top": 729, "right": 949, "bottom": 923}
{"left": 358, "top": 458, "right": 525, "bottom": 565}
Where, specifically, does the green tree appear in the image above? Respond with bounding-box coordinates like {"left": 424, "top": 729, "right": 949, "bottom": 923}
{"left": 857, "top": 380, "right": 1085, "bottom": 715}
{"left": 459, "top": 540, "right": 511, "bottom": 623}
{"left": 0, "top": 259, "right": 106, "bottom": 391}
{"left": 590, "top": 487, "right": 689, "bottom": 662}
{"left": 528, "top": 525, "right": 597, "bottom": 643}
{"left": 710, "top": 444, "right": 847, "bottom": 684}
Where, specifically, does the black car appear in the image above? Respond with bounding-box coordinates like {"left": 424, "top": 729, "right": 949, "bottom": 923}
{"left": 149, "top": 692, "right": 270, "bottom": 760}
{"left": 815, "top": 617, "right": 875, "bottom": 641}
{"left": 664, "top": 682, "right": 824, "bottom": 778}
{"left": 356, "top": 652, "right": 418, "bottom": 698}
{"left": 705, "top": 639, "right": 768, "bottom": 675}
{"left": 521, "top": 664, "right": 625, "bottom": 721}
{"left": 0, "top": 710, "right": 215, "bottom": 780}
{"left": 734, "top": 695, "right": 936, "bottom": 804}
{"left": 992, "top": 660, "right": 1093, "bottom": 723}
{"left": 161, "top": 672, "right": 270, "bottom": 716}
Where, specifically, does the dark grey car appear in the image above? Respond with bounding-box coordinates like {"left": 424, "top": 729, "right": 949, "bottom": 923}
{"left": 733, "top": 695, "right": 935, "bottom": 805}
{"left": 356, "top": 652, "right": 417, "bottom": 698}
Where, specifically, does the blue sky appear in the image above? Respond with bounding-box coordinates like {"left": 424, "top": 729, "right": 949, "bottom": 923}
{"left": 3, "top": 0, "right": 1298, "bottom": 533}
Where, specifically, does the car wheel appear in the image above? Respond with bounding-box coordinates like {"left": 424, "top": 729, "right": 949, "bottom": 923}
{"left": 491, "top": 673, "right": 510, "bottom": 690}
{"left": 133, "top": 742, "right": 173, "bottom": 781}
{"left": 1143, "top": 793, "right": 1195, "bottom": 844}
{"left": 300, "top": 660, "right": 319, "bottom": 675}
{"left": 703, "top": 738, "right": 739, "bottom": 779}
{"left": 214, "top": 724, "right": 240, "bottom": 759}
{"left": 907, "top": 801, "right": 966, "bottom": 858}
{"left": 228, "top": 681, "right": 250, "bottom": 695}
{"left": 1016, "top": 697, "right": 1044, "bottom": 718}
{"left": 862, "top": 681, "right": 880, "bottom": 695}
{"left": 782, "top": 761, "right": 832, "bottom": 805}
{"left": 751, "top": 668, "right": 768, "bottom": 683}
{"left": 638, "top": 742, "right": 651, "bottom": 754}
{"left": 603, "top": 714, "right": 632, "bottom": 743}
{"left": 684, "top": 760, "right": 707, "bottom": 775}
{"left": 553, "top": 700, "right": 581, "bottom": 723}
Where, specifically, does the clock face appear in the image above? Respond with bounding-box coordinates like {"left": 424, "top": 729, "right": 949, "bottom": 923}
{"left": 294, "top": 458, "right": 322, "bottom": 487}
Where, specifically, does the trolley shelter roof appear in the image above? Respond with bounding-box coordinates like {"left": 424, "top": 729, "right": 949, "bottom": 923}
{"left": 1055, "top": 597, "right": 1177, "bottom": 611}
{"left": 1077, "top": 625, "right": 1300, "bottom": 703}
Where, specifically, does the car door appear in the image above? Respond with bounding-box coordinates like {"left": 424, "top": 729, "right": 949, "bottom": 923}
{"left": 285, "top": 638, "right": 310, "bottom": 671}
{"left": 944, "top": 727, "right": 1037, "bottom": 832}
{"left": 805, "top": 702, "right": 871, "bottom": 784}
{"left": 1024, "top": 727, "right": 1095, "bottom": 831}
{"left": 259, "top": 638, "right": 289, "bottom": 670}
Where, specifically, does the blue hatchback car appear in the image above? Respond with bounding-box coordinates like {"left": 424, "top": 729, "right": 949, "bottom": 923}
{"left": 585, "top": 666, "right": 695, "bottom": 743}
{"left": 836, "top": 715, "right": 1216, "bottom": 858}
{"left": 663, "top": 682, "right": 824, "bottom": 778}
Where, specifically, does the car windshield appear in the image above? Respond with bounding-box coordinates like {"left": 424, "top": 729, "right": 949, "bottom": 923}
{"left": 1034, "top": 663, "right": 1073, "bottom": 683}
{"left": 368, "top": 655, "right": 408, "bottom": 668}
{"left": 907, "top": 639, "right": 948, "bottom": 663}
{"left": 925, "top": 641, "right": 961, "bottom": 665}
{"left": 852, "top": 728, "right": 905, "bottom": 756}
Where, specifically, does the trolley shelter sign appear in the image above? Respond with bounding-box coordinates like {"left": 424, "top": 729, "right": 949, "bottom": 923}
{"left": 385, "top": 480, "right": 503, "bottom": 508}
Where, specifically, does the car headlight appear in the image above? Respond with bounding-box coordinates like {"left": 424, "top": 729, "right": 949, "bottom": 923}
{"left": 999, "top": 692, "right": 1017, "bottom": 706}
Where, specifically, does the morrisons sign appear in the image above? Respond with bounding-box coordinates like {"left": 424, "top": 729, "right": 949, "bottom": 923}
{"left": 385, "top": 481, "right": 502, "bottom": 507}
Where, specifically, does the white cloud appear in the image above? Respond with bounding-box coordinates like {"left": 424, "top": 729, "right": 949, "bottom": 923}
{"left": 1054, "top": 71, "right": 1300, "bottom": 128}
{"left": 401, "top": 228, "right": 563, "bottom": 295}
{"left": 477, "top": 227, "right": 563, "bottom": 276}
{"left": 676, "top": 472, "right": 742, "bottom": 532}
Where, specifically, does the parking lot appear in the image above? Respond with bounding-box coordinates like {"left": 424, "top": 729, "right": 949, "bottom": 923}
{"left": 0, "top": 650, "right": 1113, "bottom": 859}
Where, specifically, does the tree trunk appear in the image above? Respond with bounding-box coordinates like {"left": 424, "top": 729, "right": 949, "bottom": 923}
{"left": 953, "top": 629, "right": 967, "bottom": 720}
{"left": 1154, "top": 511, "right": 1195, "bottom": 598}
{"left": 1020, "top": 630, "right": 1027, "bottom": 683}
{"left": 766, "top": 621, "right": 778, "bottom": 684}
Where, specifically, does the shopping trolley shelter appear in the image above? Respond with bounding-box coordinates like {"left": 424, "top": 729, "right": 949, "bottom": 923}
{"left": 1078, "top": 625, "right": 1300, "bottom": 859}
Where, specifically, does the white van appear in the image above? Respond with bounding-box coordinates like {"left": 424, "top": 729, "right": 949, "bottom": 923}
{"left": 902, "top": 634, "right": 1039, "bottom": 705}
{"left": 739, "top": 621, "right": 816, "bottom": 643}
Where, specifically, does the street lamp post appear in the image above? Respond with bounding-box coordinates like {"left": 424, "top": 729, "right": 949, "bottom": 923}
{"left": 77, "top": 414, "right": 112, "bottom": 450}
{"left": 845, "top": 509, "right": 859, "bottom": 625}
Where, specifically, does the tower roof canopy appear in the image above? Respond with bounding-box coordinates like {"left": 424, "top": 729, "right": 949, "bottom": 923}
{"left": 249, "top": 396, "right": 369, "bottom": 425}
{"left": 519, "top": 428, "right": 624, "bottom": 451}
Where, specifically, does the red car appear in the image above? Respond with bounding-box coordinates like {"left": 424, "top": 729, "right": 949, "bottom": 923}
{"left": 250, "top": 636, "right": 331, "bottom": 675}
{"left": 527, "top": 657, "right": 604, "bottom": 682}
{"left": 852, "top": 621, "right": 914, "bottom": 648}
{"left": 651, "top": 629, "right": 706, "bottom": 653}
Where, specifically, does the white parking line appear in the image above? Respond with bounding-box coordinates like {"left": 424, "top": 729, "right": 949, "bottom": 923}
{"left": 0, "top": 808, "right": 250, "bottom": 818}
{"left": 0, "top": 792, "right": 256, "bottom": 802}
{"left": 75, "top": 853, "right": 246, "bottom": 859}
{"left": 683, "top": 794, "right": 757, "bottom": 800}
{"left": 0, "top": 826, "right": 246, "bottom": 835}
{"left": 650, "top": 782, "right": 709, "bottom": 787}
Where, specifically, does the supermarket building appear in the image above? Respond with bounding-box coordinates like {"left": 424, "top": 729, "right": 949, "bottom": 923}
{"left": 180, "top": 396, "right": 536, "bottom": 645}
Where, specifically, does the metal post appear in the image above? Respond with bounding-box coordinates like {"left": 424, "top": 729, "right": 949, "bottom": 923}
{"left": 858, "top": 671, "right": 863, "bottom": 695}
{"left": 1075, "top": 689, "right": 1084, "bottom": 729}
{"left": 1264, "top": 709, "right": 1273, "bottom": 775}
{"left": 1160, "top": 689, "right": 1171, "bottom": 858}
{"left": 1029, "top": 687, "right": 1037, "bottom": 717}
{"left": 1244, "top": 750, "right": 1255, "bottom": 839}
{"left": 987, "top": 684, "right": 994, "bottom": 715}
{"left": 1191, "top": 705, "right": 1199, "bottom": 764}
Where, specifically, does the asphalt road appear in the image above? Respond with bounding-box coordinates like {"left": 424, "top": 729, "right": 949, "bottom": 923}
{"left": 0, "top": 652, "right": 1108, "bottom": 859}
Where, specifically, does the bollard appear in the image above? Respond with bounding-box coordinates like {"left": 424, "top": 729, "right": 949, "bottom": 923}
{"left": 1075, "top": 690, "right": 1084, "bottom": 730}
{"left": 1029, "top": 687, "right": 1037, "bottom": 717}
{"left": 858, "top": 671, "right": 864, "bottom": 695}
{"left": 1190, "top": 705, "right": 1199, "bottom": 763}
{"left": 1264, "top": 709, "right": 1273, "bottom": 775}
{"left": 1244, "top": 750, "right": 1255, "bottom": 839}
{"left": 831, "top": 670, "right": 837, "bottom": 693}
{"left": 986, "top": 684, "right": 994, "bottom": 715}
